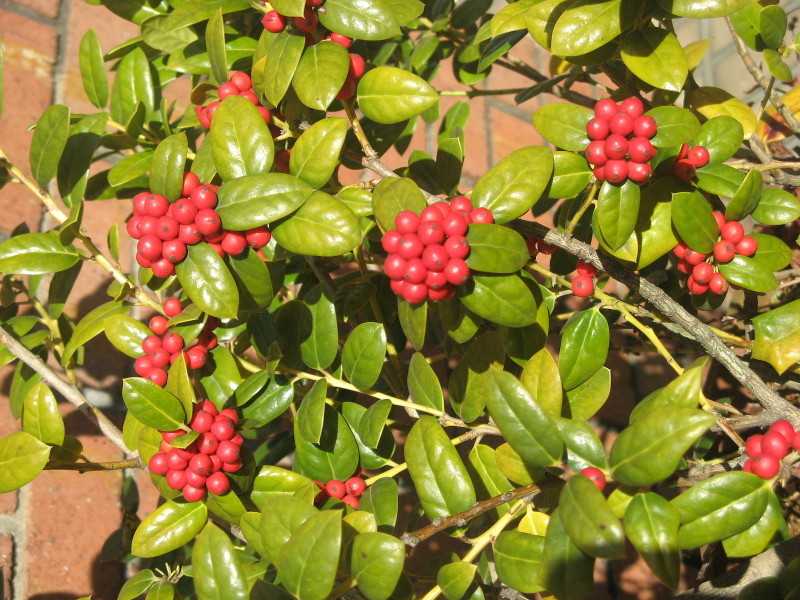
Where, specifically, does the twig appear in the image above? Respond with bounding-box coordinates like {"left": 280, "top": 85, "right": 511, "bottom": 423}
{"left": 0, "top": 325, "right": 139, "bottom": 462}
{"left": 45, "top": 458, "right": 142, "bottom": 472}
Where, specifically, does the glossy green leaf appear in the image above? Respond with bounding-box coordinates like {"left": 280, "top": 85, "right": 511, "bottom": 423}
{"left": 229, "top": 248, "right": 274, "bottom": 311}
{"left": 79, "top": 30, "right": 108, "bottom": 108}
{"left": 294, "top": 405, "right": 360, "bottom": 482}
{"left": 193, "top": 522, "right": 248, "bottom": 600}
{"left": 131, "top": 500, "right": 207, "bottom": 558}
{"left": 448, "top": 330, "right": 505, "bottom": 423}
{"left": 752, "top": 299, "right": 800, "bottom": 374}
{"left": 752, "top": 187, "right": 800, "bottom": 225}
{"left": 297, "top": 379, "right": 327, "bottom": 444}
{"left": 647, "top": 105, "right": 701, "bottom": 147}
{"left": 22, "top": 383, "right": 64, "bottom": 446}
{"left": 145, "top": 582, "right": 175, "bottom": 600}
{"left": 108, "top": 151, "right": 154, "bottom": 188}
{"left": 272, "top": 191, "right": 360, "bottom": 256}
{"left": 292, "top": 41, "right": 350, "bottom": 111}
{"left": 175, "top": 244, "right": 239, "bottom": 319}
{"left": 141, "top": 15, "right": 198, "bottom": 54}
{"left": 150, "top": 132, "right": 188, "bottom": 202}
{"left": 0, "top": 233, "right": 78, "bottom": 276}
{"left": 270, "top": 0, "right": 305, "bottom": 16}
{"left": 398, "top": 298, "right": 426, "bottom": 350}
{"left": 610, "top": 406, "right": 715, "bottom": 486}
{"left": 358, "top": 66, "right": 438, "bottom": 124}
{"left": 342, "top": 322, "right": 386, "bottom": 390}
{"left": 554, "top": 418, "right": 607, "bottom": 471}
{"left": 30, "top": 104, "right": 71, "bottom": 187}
{"left": 259, "top": 495, "right": 318, "bottom": 563}
{"left": 0, "top": 431, "right": 48, "bottom": 492}
{"left": 438, "top": 562, "right": 477, "bottom": 600}
{"left": 629, "top": 358, "right": 706, "bottom": 423}
{"left": 300, "top": 284, "right": 337, "bottom": 370}
{"left": 520, "top": 349, "right": 562, "bottom": 416}
{"left": 722, "top": 490, "right": 783, "bottom": 557}
{"left": 318, "top": 0, "right": 400, "bottom": 40}
{"left": 290, "top": 117, "right": 348, "bottom": 188}
{"left": 372, "top": 177, "right": 427, "bottom": 232}
{"left": 672, "top": 471, "right": 769, "bottom": 548}
{"left": 564, "top": 366, "right": 610, "bottom": 421}
{"left": 210, "top": 95, "right": 274, "bottom": 181}
{"left": 62, "top": 301, "right": 126, "bottom": 364}
{"left": 695, "top": 163, "right": 745, "bottom": 197}
{"left": 726, "top": 169, "right": 762, "bottom": 221}
{"left": 481, "top": 368, "right": 563, "bottom": 467}
{"left": 468, "top": 444, "right": 512, "bottom": 514}
{"left": 277, "top": 510, "right": 341, "bottom": 600}
{"left": 686, "top": 86, "right": 757, "bottom": 137}
{"left": 110, "top": 47, "right": 154, "bottom": 124}
{"left": 692, "top": 115, "right": 744, "bottom": 164}
{"left": 559, "top": 309, "right": 609, "bottom": 391}
{"left": 621, "top": 27, "right": 687, "bottom": 91}
{"left": 540, "top": 508, "right": 595, "bottom": 600}
{"left": 251, "top": 465, "right": 317, "bottom": 510}
{"left": 760, "top": 5, "right": 787, "bottom": 49}
{"left": 560, "top": 475, "right": 624, "bottom": 558}
{"left": 405, "top": 416, "right": 476, "bottom": 520}
{"left": 719, "top": 246, "right": 783, "bottom": 294}
{"left": 359, "top": 477, "right": 398, "bottom": 532}
{"left": 262, "top": 32, "right": 305, "bottom": 106}
{"left": 359, "top": 399, "right": 392, "bottom": 448}
{"left": 342, "top": 402, "right": 395, "bottom": 471}
{"left": 493, "top": 531, "right": 545, "bottom": 594}
{"left": 351, "top": 532, "right": 405, "bottom": 600}
{"left": 104, "top": 314, "right": 150, "bottom": 358}
{"left": 118, "top": 570, "right": 157, "bottom": 600}
{"left": 459, "top": 273, "right": 539, "bottom": 328}
{"left": 161, "top": 0, "right": 249, "bottom": 29}
{"left": 624, "top": 492, "right": 681, "bottom": 589}
{"left": 408, "top": 352, "right": 444, "bottom": 412}
{"left": 550, "top": 0, "right": 637, "bottom": 56}
{"left": 533, "top": 103, "right": 593, "bottom": 152}
{"left": 596, "top": 180, "right": 640, "bottom": 250}
{"left": 465, "top": 223, "right": 529, "bottom": 273}
{"left": 122, "top": 377, "right": 186, "bottom": 431}
{"left": 671, "top": 189, "right": 718, "bottom": 254}
{"left": 657, "top": 0, "right": 751, "bottom": 18}
{"left": 544, "top": 151, "right": 592, "bottom": 199}
{"left": 765, "top": 49, "right": 793, "bottom": 82}
{"left": 206, "top": 9, "right": 227, "bottom": 84}
{"left": 217, "top": 173, "right": 314, "bottom": 231}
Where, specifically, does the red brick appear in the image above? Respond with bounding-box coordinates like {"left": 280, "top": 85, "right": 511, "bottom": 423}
{"left": 0, "top": 533, "right": 12, "bottom": 600}
{"left": 8, "top": 0, "right": 61, "bottom": 20}
{"left": 488, "top": 104, "right": 542, "bottom": 164}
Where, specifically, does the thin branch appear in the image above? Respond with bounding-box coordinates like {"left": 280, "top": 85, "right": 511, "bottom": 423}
{"left": 45, "top": 458, "right": 142, "bottom": 472}
{"left": 0, "top": 325, "right": 139, "bottom": 462}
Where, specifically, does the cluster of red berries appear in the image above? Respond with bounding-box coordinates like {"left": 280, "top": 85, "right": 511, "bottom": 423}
{"left": 133, "top": 297, "right": 220, "bottom": 386}
{"left": 194, "top": 71, "right": 271, "bottom": 130}
{"left": 585, "top": 97, "right": 658, "bottom": 185}
{"left": 571, "top": 260, "right": 599, "bottom": 297}
{"left": 382, "top": 197, "right": 493, "bottom": 304}
{"left": 149, "top": 401, "right": 243, "bottom": 501}
{"left": 674, "top": 212, "right": 757, "bottom": 295}
{"left": 671, "top": 143, "right": 710, "bottom": 182}
{"left": 314, "top": 475, "right": 367, "bottom": 509}
{"left": 742, "top": 419, "right": 800, "bottom": 479}
{"left": 580, "top": 466, "right": 606, "bottom": 491}
{"left": 126, "top": 173, "right": 273, "bottom": 274}
{"left": 260, "top": 0, "right": 366, "bottom": 101}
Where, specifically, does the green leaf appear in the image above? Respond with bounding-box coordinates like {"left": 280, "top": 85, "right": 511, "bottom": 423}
{"left": 624, "top": 492, "right": 681, "bottom": 589}
{"left": 610, "top": 406, "right": 715, "bottom": 486}
{"left": 217, "top": 173, "right": 314, "bottom": 231}
{"left": 150, "top": 132, "right": 188, "bottom": 202}
{"left": 131, "top": 500, "right": 207, "bottom": 558}
{"left": 752, "top": 299, "right": 800, "bottom": 374}
{"left": 464, "top": 223, "right": 529, "bottom": 273}
{"left": 193, "top": 522, "right": 248, "bottom": 600}
{"left": 468, "top": 444, "right": 512, "bottom": 514}
{"left": 175, "top": 244, "right": 239, "bottom": 319}
{"left": 30, "top": 104, "right": 71, "bottom": 187}
{"left": 459, "top": 273, "right": 539, "bottom": 328}
{"left": 271, "top": 191, "right": 361, "bottom": 256}
{"left": 0, "top": 233, "right": 80, "bottom": 276}
{"left": 686, "top": 86, "right": 757, "bottom": 137}
{"left": 481, "top": 368, "right": 563, "bottom": 467}
{"left": 752, "top": 187, "right": 800, "bottom": 225}
{"left": 290, "top": 118, "right": 348, "bottom": 188}
{"left": 359, "top": 477, "right": 398, "bottom": 532}
{"left": 251, "top": 466, "right": 317, "bottom": 510}
{"left": 550, "top": 0, "right": 638, "bottom": 57}
{"left": 533, "top": 103, "right": 593, "bottom": 152}
{"left": 342, "top": 322, "right": 386, "bottom": 390}
{"left": 405, "top": 416, "right": 476, "bottom": 520}
{"left": 372, "top": 177, "right": 427, "bottom": 232}
{"left": 300, "top": 284, "right": 338, "bottom": 370}
{"left": 692, "top": 115, "right": 744, "bottom": 164}
{"left": 318, "top": 0, "right": 401, "bottom": 41}
{"left": 760, "top": 5, "right": 787, "bottom": 49}
{"left": 210, "top": 95, "right": 274, "bottom": 181}
{"left": 766, "top": 50, "right": 793, "bottom": 82}
{"left": 545, "top": 151, "right": 592, "bottom": 199}
{"left": 0, "top": 431, "right": 50, "bottom": 493}
{"left": 554, "top": 418, "right": 608, "bottom": 471}
{"left": 145, "top": 582, "right": 175, "bottom": 600}
{"left": 559, "top": 310, "right": 609, "bottom": 391}
{"left": 647, "top": 106, "right": 701, "bottom": 147}
{"left": 122, "top": 377, "right": 186, "bottom": 431}
{"left": 695, "top": 163, "right": 745, "bottom": 197}
{"left": 726, "top": 169, "right": 762, "bottom": 221}
{"left": 118, "top": 570, "right": 157, "bottom": 600}
{"left": 560, "top": 475, "right": 624, "bottom": 558}
{"left": 292, "top": 41, "right": 350, "bottom": 111}
{"left": 629, "top": 358, "right": 706, "bottom": 423}
{"left": 141, "top": 15, "right": 198, "bottom": 54}
{"left": 438, "top": 562, "right": 477, "bottom": 600}
{"left": 206, "top": 9, "right": 227, "bottom": 84}
{"left": 718, "top": 251, "right": 781, "bottom": 293}
{"left": 539, "top": 508, "right": 595, "bottom": 600}
{"left": 471, "top": 147, "right": 553, "bottom": 224}
{"left": 408, "top": 352, "right": 444, "bottom": 412}
{"left": 161, "top": 0, "right": 250, "bottom": 30}
{"left": 520, "top": 349, "right": 562, "bottom": 416}
{"left": 671, "top": 471, "right": 769, "bottom": 548}
{"left": 104, "top": 314, "right": 150, "bottom": 358}
{"left": 62, "top": 301, "right": 126, "bottom": 364}
{"left": 352, "top": 532, "right": 405, "bottom": 600}
{"left": 493, "top": 532, "right": 545, "bottom": 594}
{"left": 596, "top": 180, "right": 640, "bottom": 250}
{"left": 79, "top": 30, "right": 108, "bottom": 108}
{"left": 657, "top": 0, "right": 751, "bottom": 18}
{"left": 108, "top": 151, "right": 154, "bottom": 188}
{"left": 620, "top": 27, "right": 688, "bottom": 92}
{"left": 22, "top": 383, "right": 64, "bottom": 446}
{"left": 276, "top": 510, "right": 341, "bottom": 600}
{"left": 270, "top": 0, "right": 306, "bottom": 16}
{"left": 722, "top": 490, "right": 783, "bottom": 558}
{"left": 229, "top": 248, "right": 274, "bottom": 311}
{"left": 671, "top": 190, "right": 719, "bottom": 254}
{"left": 262, "top": 32, "right": 305, "bottom": 106}
{"left": 398, "top": 298, "right": 427, "bottom": 351}
{"left": 294, "top": 405, "right": 360, "bottom": 482}
{"left": 359, "top": 399, "right": 392, "bottom": 448}
{"left": 110, "top": 47, "right": 154, "bottom": 124}
{"left": 357, "top": 66, "right": 438, "bottom": 124}
{"left": 296, "top": 379, "right": 327, "bottom": 444}
{"left": 259, "top": 495, "right": 318, "bottom": 563}
{"left": 729, "top": 3, "right": 764, "bottom": 51}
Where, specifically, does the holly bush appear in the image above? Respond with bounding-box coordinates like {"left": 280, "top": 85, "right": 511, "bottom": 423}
{"left": 3, "top": 0, "right": 800, "bottom": 598}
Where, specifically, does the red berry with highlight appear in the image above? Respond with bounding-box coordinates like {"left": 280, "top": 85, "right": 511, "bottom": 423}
{"left": 708, "top": 272, "right": 728, "bottom": 295}
{"left": 608, "top": 112, "right": 634, "bottom": 136}
{"left": 594, "top": 98, "right": 619, "bottom": 119}
{"left": 736, "top": 236, "right": 758, "bottom": 257}
{"left": 586, "top": 117, "right": 609, "bottom": 140}
{"left": 604, "top": 134, "right": 628, "bottom": 160}
{"left": 688, "top": 146, "right": 710, "bottom": 168}
{"left": 345, "top": 477, "right": 367, "bottom": 496}
{"left": 761, "top": 431, "right": 790, "bottom": 459}
{"left": 207, "top": 472, "right": 230, "bottom": 495}
{"left": 149, "top": 452, "right": 169, "bottom": 475}
{"left": 262, "top": 10, "right": 287, "bottom": 33}
{"left": 326, "top": 479, "right": 346, "bottom": 499}
{"left": 580, "top": 466, "right": 606, "bottom": 491}
{"left": 603, "top": 159, "right": 628, "bottom": 183}
{"left": 572, "top": 275, "right": 594, "bottom": 297}
{"left": 769, "top": 420, "right": 795, "bottom": 443}
{"left": 163, "top": 297, "right": 182, "bottom": 317}
{"left": 713, "top": 240, "right": 736, "bottom": 263}
{"left": 342, "top": 495, "right": 360, "bottom": 509}
{"left": 633, "top": 115, "right": 657, "bottom": 138}
{"left": 585, "top": 141, "right": 608, "bottom": 166}
{"left": 721, "top": 221, "right": 745, "bottom": 245}
{"left": 751, "top": 454, "right": 780, "bottom": 479}
{"left": 619, "top": 97, "right": 645, "bottom": 118}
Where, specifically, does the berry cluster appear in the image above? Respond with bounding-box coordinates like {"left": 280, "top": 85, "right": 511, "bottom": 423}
{"left": 133, "top": 297, "right": 220, "bottom": 387}
{"left": 580, "top": 466, "right": 606, "bottom": 491}
{"left": 585, "top": 97, "right": 657, "bottom": 185}
{"left": 742, "top": 419, "right": 800, "bottom": 479}
{"left": 260, "top": 0, "right": 366, "bottom": 101}
{"left": 148, "top": 401, "right": 244, "bottom": 502}
{"left": 382, "top": 197, "right": 493, "bottom": 304}
{"left": 673, "top": 211, "right": 757, "bottom": 296}
{"left": 314, "top": 475, "right": 367, "bottom": 509}
{"left": 194, "top": 71, "right": 271, "bottom": 130}
{"left": 671, "top": 143, "right": 710, "bottom": 182}
{"left": 571, "top": 260, "right": 599, "bottom": 297}
{"left": 126, "top": 173, "right": 272, "bottom": 275}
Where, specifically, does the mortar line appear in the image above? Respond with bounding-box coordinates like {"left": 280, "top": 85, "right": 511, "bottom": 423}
{"left": 0, "top": 0, "right": 58, "bottom": 25}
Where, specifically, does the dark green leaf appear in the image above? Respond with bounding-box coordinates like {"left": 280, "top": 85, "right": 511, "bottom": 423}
{"left": 751, "top": 187, "right": 800, "bottom": 225}
{"left": 292, "top": 41, "right": 350, "bottom": 111}
{"left": 671, "top": 190, "right": 719, "bottom": 254}
{"left": 448, "top": 331, "right": 505, "bottom": 423}
{"left": 30, "top": 105, "right": 71, "bottom": 187}
{"left": 465, "top": 223, "right": 530, "bottom": 273}
{"left": 558, "top": 309, "right": 609, "bottom": 391}
{"left": 533, "top": 103, "right": 593, "bottom": 151}
{"left": 560, "top": 475, "right": 624, "bottom": 558}
{"left": 493, "top": 531, "right": 544, "bottom": 594}
{"left": 550, "top": 0, "right": 638, "bottom": 57}
{"left": 79, "top": 30, "right": 108, "bottom": 108}
{"left": 695, "top": 163, "right": 745, "bottom": 197}
{"left": 722, "top": 490, "right": 783, "bottom": 558}
{"left": 342, "top": 322, "right": 386, "bottom": 390}
{"left": 318, "top": 0, "right": 401, "bottom": 41}
{"left": 206, "top": 10, "right": 227, "bottom": 84}
{"left": 294, "top": 405, "right": 360, "bottom": 482}
{"left": 259, "top": 495, "right": 318, "bottom": 563}
{"left": 276, "top": 510, "right": 341, "bottom": 600}
{"left": 596, "top": 180, "right": 640, "bottom": 250}
{"left": 0, "top": 431, "right": 50, "bottom": 493}
{"left": 193, "top": 522, "right": 248, "bottom": 599}
{"left": 648, "top": 106, "right": 701, "bottom": 147}
{"left": 108, "top": 151, "right": 154, "bottom": 188}
{"left": 297, "top": 379, "right": 327, "bottom": 444}
{"left": 759, "top": 5, "right": 787, "bottom": 49}
{"left": 262, "top": 32, "right": 305, "bottom": 106}
{"left": 520, "top": 349, "right": 562, "bottom": 416}
{"left": 22, "top": 383, "right": 64, "bottom": 446}
{"left": 210, "top": 96, "right": 274, "bottom": 181}
{"left": 358, "top": 399, "right": 392, "bottom": 448}
{"left": 692, "top": 115, "right": 743, "bottom": 163}
{"left": 62, "top": 301, "right": 126, "bottom": 364}
{"left": 459, "top": 273, "right": 539, "bottom": 328}
{"left": 752, "top": 299, "right": 800, "bottom": 375}
{"left": 150, "top": 132, "right": 188, "bottom": 202}
{"left": 271, "top": 191, "right": 361, "bottom": 256}
{"left": 545, "top": 151, "right": 592, "bottom": 199}
{"left": 554, "top": 418, "right": 607, "bottom": 471}
{"left": 118, "top": 570, "right": 157, "bottom": 600}
{"left": 0, "top": 233, "right": 80, "bottom": 276}
{"left": 175, "top": 244, "right": 239, "bottom": 319}
{"left": 620, "top": 27, "right": 687, "bottom": 92}
{"left": 357, "top": 66, "right": 438, "bottom": 124}
{"left": 539, "top": 508, "right": 595, "bottom": 600}
{"left": 122, "top": 377, "right": 186, "bottom": 430}
{"left": 217, "top": 173, "right": 314, "bottom": 231}
{"left": 398, "top": 298, "right": 427, "bottom": 351}
{"left": 726, "top": 169, "right": 762, "bottom": 221}
{"left": 290, "top": 117, "right": 348, "bottom": 188}
{"left": 407, "top": 352, "right": 444, "bottom": 412}
{"left": 131, "top": 500, "right": 207, "bottom": 558}
{"left": 359, "top": 477, "right": 398, "bottom": 532}
{"left": 351, "top": 532, "right": 405, "bottom": 600}
{"left": 300, "top": 284, "right": 338, "bottom": 370}
{"left": 624, "top": 492, "right": 681, "bottom": 589}
{"left": 372, "top": 177, "right": 427, "bottom": 232}
{"left": 271, "top": 0, "right": 306, "bottom": 17}
{"left": 438, "top": 562, "right": 477, "bottom": 600}
{"left": 110, "top": 47, "right": 154, "bottom": 125}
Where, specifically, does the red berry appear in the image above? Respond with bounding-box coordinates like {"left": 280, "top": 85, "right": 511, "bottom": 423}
{"left": 186, "top": 346, "right": 208, "bottom": 370}
{"left": 183, "top": 484, "right": 206, "bottom": 502}
{"left": 198, "top": 432, "right": 220, "bottom": 455}
{"left": 594, "top": 98, "right": 619, "bottom": 120}
{"left": 162, "top": 332, "right": 185, "bottom": 354}
{"left": 443, "top": 236, "right": 470, "bottom": 260}
{"left": 217, "top": 440, "right": 241, "bottom": 463}
{"left": 245, "top": 226, "right": 272, "bottom": 249}
{"left": 745, "top": 433, "right": 764, "bottom": 457}
{"left": 222, "top": 459, "right": 243, "bottom": 473}
{"left": 470, "top": 207, "right": 494, "bottom": 224}
{"left": 793, "top": 430, "right": 800, "bottom": 452}
{"left": 147, "top": 315, "right": 168, "bottom": 335}
{"left": 711, "top": 211, "right": 726, "bottom": 232}
{"left": 742, "top": 458, "right": 753, "bottom": 473}
{"left": 348, "top": 54, "right": 366, "bottom": 80}
{"left": 328, "top": 33, "right": 352, "bottom": 48}
{"left": 444, "top": 258, "right": 470, "bottom": 286}
{"left": 449, "top": 196, "right": 473, "bottom": 212}
{"left": 133, "top": 192, "right": 150, "bottom": 216}
{"left": 211, "top": 419, "right": 236, "bottom": 442}
{"left": 149, "top": 348, "right": 170, "bottom": 369}
{"left": 166, "top": 469, "right": 188, "bottom": 490}
{"left": 692, "top": 262, "right": 714, "bottom": 285}
{"left": 401, "top": 283, "right": 428, "bottom": 304}
{"left": 134, "top": 355, "right": 154, "bottom": 377}
{"left": 677, "top": 259, "right": 692, "bottom": 274}
{"left": 293, "top": 8, "right": 318, "bottom": 32}
{"left": 627, "top": 162, "right": 652, "bottom": 184}
{"left": 198, "top": 331, "right": 218, "bottom": 350}
{"left": 603, "top": 159, "right": 628, "bottom": 183}
{"left": 191, "top": 410, "right": 214, "bottom": 433}
{"left": 608, "top": 112, "right": 634, "bottom": 136}
{"left": 218, "top": 81, "right": 240, "bottom": 100}
{"left": 673, "top": 159, "right": 696, "bottom": 182}
{"left": 179, "top": 224, "right": 203, "bottom": 245}
{"left": 585, "top": 140, "right": 608, "bottom": 167}
{"left": 751, "top": 454, "right": 780, "bottom": 479}
{"left": 673, "top": 242, "right": 688, "bottom": 259}
{"left": 384, "top": 254, "right": 407, "bottom": 280}
{"left": 761, "top": 431, "right": 790, "bottom": 459}
{"left": 262, "top": 10, "right": 287, "bottom": 33}
{"left": 221, "top": 231, "right": 248, "bottom": 256}
{"left": 167, "top": 449, "right": 189, "bottom": 471}
{"left": 604, "top": 134, "right": 629, "bottom": 160}
{"left": 677, "top": 143, "right": 690, "bottom": 160}
{"left": 137, "top": 216, "right": 158, "bottom": 237}
{"left": 422, "top": 244, "right": 449, "bottom": 272}
{"left": 189, "top": 453, "right": 214, "bottom": 476}
{"left": 163, "top": 297, "right": 182, "bottom": 317}
{"left": 172, "top": 198, "right": 199, "bottom": 225}
{"left": 151, "top": 258, "right": 175, "bottom": 279}
{"left": 735, "top": 236, "right": 758, "bottom": 257}
{"left": 576, "top": 260, "right": 598, "bottom": 277}
{"left": 382, "top": 230, "right": 402, "bottom": 254}
{"left": 390, "top": 279, "right": 405, "bottom": 296}
{"left": 342, "top": 495, "right": 359, "bottom": 508}
{"left": 538, "top": 241, "right": 558, "bottom": 255}
{"left": 230, "top": 71, "right": 252, "bottom": 92}
{"left": 162, "top": 239, "right": 187, "bottom": 264}
{"left": 161, "top": 430, "right": 183, "bottom": 443}
{"left": 687, "top": 275, "right": 709, "bottom": 295}
{"left": 720, "top": 221, "right": 745, "bottom": 245}
{"left": 345, "top": 477, "right": 367, "bottom": 496}
{"left": 417, "top": 222, "right": 445, "bottom": 246}
{"left": 145, "top": 194, "right": 170, "bottom": 218}
{"left": 126, "top": 216, "right": 143, "bottom": 240}
{"left": 195, "top": 209, "right": 221, "bottom": 236}
{"left": 688, "top": 146, "right": 710, "bottom": 168}
{"left": 206, "top": 472, "right": 230, "bottom": 495}
{"left": 713, "top": 240, "right": 736, "bottom": 264}
{"left": 395, "top": 210, "right": 420, "bottom": 234}
{"left": 397, "top": 234, "right": 424, "bottom": 260}
{"left": 572, "top": 275, "right": 595, "bottom": 297}
{"left": 149, "top": 452, "right": 169, "bottom": 475}
{"left": 627, "top": 137, "right": 656, "bottom": 163}
{"left": 633, "top": 115, "right": 657, "bottom": 138}
{"left": 196, "top": 105, "right": 211, "bottom": 129}
{"left": 768, "top": 420, "right": 795, "bottom": 443}
{"left": 619, "top": 97, "right": 645, "bottom": 118}
{"left": 708, "top": 272, "right": 728, "bottom": 295}
{"left": 336, "top": 78, "right": 356, "bottom": 100}
{"left": 580, "top": 466, "right": 606, "bottom": 491}
{"left": 326, "top": 479, "right": 346, "bottom": 499}
{"left": 137, "top": 234, "right": 163, "bottom": 262}
{"left": 427, "top": 284, "right": 456, "bottom": 301}
{"left": 142, "top": 334, "right": 163, "bottom": 354}
{"left": 404, "top": 258, "right": 428, "bottom": 285}
{"left": 425, "top": 270, "right": 448, "bottom": 290}
{"left": 219, "top": 408, "right": 239, "bottom": 423}
{"left": 185, "top": 470, "right": 207, "bottom": 488}
{"left": 683, "top": 248, "right": 707, "bottom": 266}
{"left": 419, "top": 206, "right": 443, "bottom": 223}
{"left": 275, "top": 150, "right": 291, "bottom": 173}
{"left": 586, "top": 117, "right": 610, "bottom": 140}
